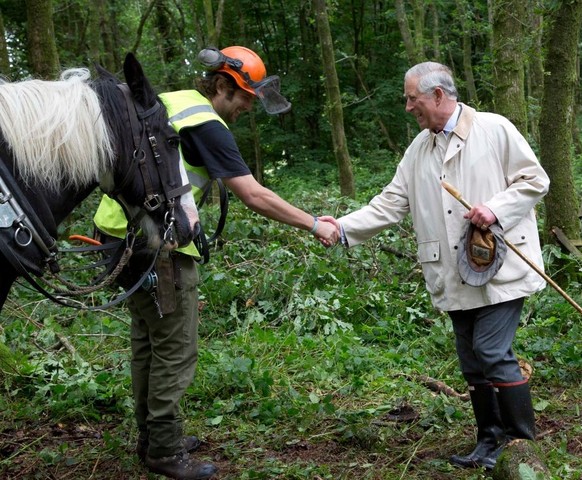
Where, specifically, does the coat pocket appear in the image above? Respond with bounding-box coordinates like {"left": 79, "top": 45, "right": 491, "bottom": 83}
{"left": 417, "top": 240, "right": 444, "bottom": 295}
{"left": 417, "top": 240, "right": 440, "bottom": 263}
{"left": 489, "top": 227, "right": 536, "bottom": 284}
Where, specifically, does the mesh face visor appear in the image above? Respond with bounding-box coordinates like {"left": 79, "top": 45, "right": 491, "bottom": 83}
{"left": 251, "top": 76, "right": 292, "bottom": 115}
{"left": 197, "top": 47, "right": 291, "bottom": 115}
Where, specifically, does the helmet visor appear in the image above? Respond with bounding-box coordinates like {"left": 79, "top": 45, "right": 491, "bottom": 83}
{"left": 252, "top": 76, "right": 291, "bottom": 115}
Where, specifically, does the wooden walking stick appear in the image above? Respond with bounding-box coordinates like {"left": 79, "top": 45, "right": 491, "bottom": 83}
{"left": 442, "top": 181, "right": 582, "bottom": 316}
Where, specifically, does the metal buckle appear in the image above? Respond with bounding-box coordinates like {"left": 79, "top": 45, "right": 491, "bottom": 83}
{"left": 143, "top": 194, "right": 163, "bottom": 212}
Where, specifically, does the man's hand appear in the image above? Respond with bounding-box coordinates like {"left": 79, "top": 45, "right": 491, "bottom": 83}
{"left": 314, "top": 216, "right": 341, "bottom": 247}
{"left": 464, "top": 205, "right": 497, "bottom": 230}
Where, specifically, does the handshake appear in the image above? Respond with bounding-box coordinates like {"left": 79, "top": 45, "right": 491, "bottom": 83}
{"left": 311, "top": 215, "right": 341, "bottom": 248}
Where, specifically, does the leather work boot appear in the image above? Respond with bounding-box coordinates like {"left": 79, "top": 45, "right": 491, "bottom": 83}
{"left": 450, "top": 383, "right": 506, "bottom": 470}
{"left": 136, "top": 434, "right": 201, "bottom": 462}
{"left": 145, "top": 451, "right": 217, "bottom": 480}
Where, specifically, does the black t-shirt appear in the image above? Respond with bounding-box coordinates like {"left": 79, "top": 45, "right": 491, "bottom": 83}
{"left": 179, "top": 121, "right": 251, "bottom": 179}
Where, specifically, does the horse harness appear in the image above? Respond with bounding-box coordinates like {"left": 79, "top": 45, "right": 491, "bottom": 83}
{"left": 112, "top": 83, "right": 191, "bottom": 244}
{"left": 0, "top": 83, "right": 190, "bottom": 311}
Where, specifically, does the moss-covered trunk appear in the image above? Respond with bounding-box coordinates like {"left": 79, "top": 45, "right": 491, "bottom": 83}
{"left": 539, "top": 0, "right": 582, "bottom": 243}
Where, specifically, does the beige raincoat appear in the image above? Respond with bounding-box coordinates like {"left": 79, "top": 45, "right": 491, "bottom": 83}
{"left": 340, "top": 104, "right": 550, "bottom": 311}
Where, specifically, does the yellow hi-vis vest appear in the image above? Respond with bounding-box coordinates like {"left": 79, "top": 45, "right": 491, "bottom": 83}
{"left": 93, "top": 90, "right": 228, "bottom": 257}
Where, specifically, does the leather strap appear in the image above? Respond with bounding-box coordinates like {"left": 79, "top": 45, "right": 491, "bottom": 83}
{"left": 0, "top": 232, "right": 158, "bottom": 310}
{"left": 194, "top": 178, "right": 229, "bottom": 264}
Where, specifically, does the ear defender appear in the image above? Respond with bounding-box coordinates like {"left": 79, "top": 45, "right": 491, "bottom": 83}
{"left": 197, "top": 47, "right": 243, "bottom": 71}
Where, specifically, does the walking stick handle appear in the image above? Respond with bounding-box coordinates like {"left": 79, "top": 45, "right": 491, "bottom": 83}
{"left": 441, "top": 181, "right": 582, "bottom": 316}
{"left": 442, "top": 181, "right": 472, "bottom": 210}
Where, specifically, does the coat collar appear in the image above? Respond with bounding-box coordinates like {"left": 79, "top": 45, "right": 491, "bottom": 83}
{"left": 451, "top": 103, "right": 475, "bottom": 141}
{"left": 429, "top": 102, "right": 475, "bottom": 149}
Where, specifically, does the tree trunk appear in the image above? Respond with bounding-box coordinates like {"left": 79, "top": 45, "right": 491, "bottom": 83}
{"left": 0, "top": 11, "right": 10, "bottom": 76}
{"left": 313, "top": 0, "right": 355, "bottom": 198}
{"left": 25, "top": 0, "right": 59, "bottom": 79}
{"left": 394, "top": 0, "right": 424, "bottom": 64}
{"left": 410, "top": 0, "right": 425, "bottom": 61}
{"left": 455, "top": 0, "right": 477, "bottom": 103}
{"left": 98, "top": 0, "right": 117, "bottom": 73}
{"left": 298, "top": 3, "right": 322, "bottom": 152}
{"left": 429, "top": 1, "right": 440, "bottom": 62}
{"left": 202, "top": 0, "right": 225, "bottom": 45}
{"left": 539, "top": 0, "right": 582, "bottom": 243}
{"left": 492, "top": 439, "right": 550, "bottom": 480}
{"left": 526, "top": 2, "right": 544, "bottom": 145}
{"left": 86, "top": 0, "right": 115, "bottom": 72}
{"left": 490, "top": 0, "right": 527, "bottom": 134}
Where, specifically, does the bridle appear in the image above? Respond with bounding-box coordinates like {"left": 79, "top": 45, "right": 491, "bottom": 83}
{"left": 0, "top": 83, "right": 193, "bottom": 311}
{"left": 111, "top": 83, "right": 191, "bottom": 246}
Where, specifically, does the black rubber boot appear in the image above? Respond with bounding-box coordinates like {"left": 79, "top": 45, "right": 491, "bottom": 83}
{"left": 495, "top": 381, "right": 536, "bottom": 441}
{"left": 145, "top": 451, "right": 217, "bottom": 480}
{"left": 450, "top": 383, "right": 505, "bottom": 469}
{"left": 136, "top": 432, "right": 202, "bottom": 462}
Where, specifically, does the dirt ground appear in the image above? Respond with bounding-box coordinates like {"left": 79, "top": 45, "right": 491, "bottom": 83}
{"left": 0, "top": 414, "right": 579, "bottom": 480}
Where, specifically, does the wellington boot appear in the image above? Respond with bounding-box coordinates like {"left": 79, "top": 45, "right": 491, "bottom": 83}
{"left": 137, "top": 434, "right": 201, "bottom": 462}
{"left": 450, "top": 441, "right": 503, "bottom": 469}
{"left": 145, "top": 451, "right": 217, "bottom": 480}
{"left": 495, "top": 381, "right": 536, "bottom": 441}
{"left": 450, "top": 383, "right": 505, "bottom": 470}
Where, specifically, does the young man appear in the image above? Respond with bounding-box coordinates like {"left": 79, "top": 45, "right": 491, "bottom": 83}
{"left": 320, "top": 61, "right": 549, "bottom": 470}
{"left": 94, "top": 46, "right": 337, "bottom": 480}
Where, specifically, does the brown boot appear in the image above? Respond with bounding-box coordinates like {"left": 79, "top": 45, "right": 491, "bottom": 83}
{"left": 145, "top": 451, "right": 217, "bottom": 480}
{"left": 137, "top": 434, "right": 201, "bottom": 462}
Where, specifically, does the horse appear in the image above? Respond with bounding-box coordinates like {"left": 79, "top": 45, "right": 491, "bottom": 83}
{"left": 0, "top": 53, "right": 198, "bottom": 312}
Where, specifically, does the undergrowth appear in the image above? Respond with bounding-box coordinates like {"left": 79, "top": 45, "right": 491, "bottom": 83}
{"left": 0, "top": 174, "right": 580, "bottom": 479}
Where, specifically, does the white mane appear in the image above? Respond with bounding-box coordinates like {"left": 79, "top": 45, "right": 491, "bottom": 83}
{"left": 0, "top": 68, "right": 115, "bottom": 191}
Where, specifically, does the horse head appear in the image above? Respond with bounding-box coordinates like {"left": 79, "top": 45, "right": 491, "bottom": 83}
{"left": 95, "top": 53, "right": 197, "bottom": 250}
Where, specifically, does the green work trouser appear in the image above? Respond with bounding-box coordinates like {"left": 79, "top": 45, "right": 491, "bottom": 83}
{"left": 127, "top": 253, "right": 199, "bottom": 458}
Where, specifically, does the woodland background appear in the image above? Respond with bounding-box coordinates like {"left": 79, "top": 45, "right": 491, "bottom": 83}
{"left": 0, "top": 1, "right": 580, "bottom": 479}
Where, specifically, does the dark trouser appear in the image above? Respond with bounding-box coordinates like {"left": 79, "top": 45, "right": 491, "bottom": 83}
{"left": 449, "top": 298, "right": 525, "bottom": 385}
{"left": 127, "top": 254, "right": 199, "bottom": 458}
{"left": 448, "top": 298, "right": 535, "bottom": 467}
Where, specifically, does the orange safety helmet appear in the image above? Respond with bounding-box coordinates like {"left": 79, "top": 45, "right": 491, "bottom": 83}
{"left": 197, "top": 45, "right": 291, "bottom": 115}
{"left": 217, "top": 46, "right": 266, "bottom": 95}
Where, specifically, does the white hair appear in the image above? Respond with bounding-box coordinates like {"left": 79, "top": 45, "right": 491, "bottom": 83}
{"left": 0, "top": 68, "right": 115, "bottom": 191}
{"left": 405, "top": 62, "right": 459, "bottom": 99}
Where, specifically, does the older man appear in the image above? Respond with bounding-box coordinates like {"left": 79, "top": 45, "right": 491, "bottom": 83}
{"left": 321, "top": 62, "right": 549, "bottom": 469}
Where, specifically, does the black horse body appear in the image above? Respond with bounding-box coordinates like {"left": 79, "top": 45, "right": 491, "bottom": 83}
{"left": 0, "top": 54, "right": 195, "bottom": 311}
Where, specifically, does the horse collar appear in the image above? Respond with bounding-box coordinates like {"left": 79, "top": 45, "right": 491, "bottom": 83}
{"left": 0, "top": 161, "right": 60, "bottom": 275}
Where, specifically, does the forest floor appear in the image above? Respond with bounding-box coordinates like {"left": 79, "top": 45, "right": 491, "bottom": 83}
{"left": 0, "top": 389, "right": 580, "bottom": 479}
{"left": 1, "top": 193, "right": 581, "bottom": 480}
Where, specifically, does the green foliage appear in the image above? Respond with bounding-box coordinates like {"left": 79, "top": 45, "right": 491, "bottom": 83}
{"left": 0, "top": 2, "right": 581, "bottom": 473}
{"left": 1, "top": 162, "right": 581, "bottom": 478}
{"left": 518, "top": 463, "right": 548, "bottom": 480}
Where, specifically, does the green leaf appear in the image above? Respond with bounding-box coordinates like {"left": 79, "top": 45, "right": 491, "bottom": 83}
{"left": 518, "top": 463, "right": 538, "bottom": 480}
{"left": 210, "top": 415, "right": 223, "bottom": 425}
